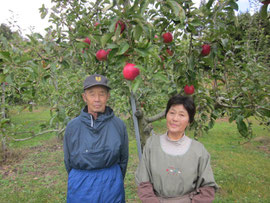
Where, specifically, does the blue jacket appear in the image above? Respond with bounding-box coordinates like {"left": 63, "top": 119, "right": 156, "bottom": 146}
{"left": 63, "top": 106, "right": 129, "bottom": 178}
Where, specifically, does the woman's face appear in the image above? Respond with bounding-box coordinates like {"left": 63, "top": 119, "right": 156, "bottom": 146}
{"left": 166, "top": 104, "right": 190, "bottom": 137}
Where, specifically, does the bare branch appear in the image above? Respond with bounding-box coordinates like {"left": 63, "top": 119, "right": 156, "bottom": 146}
{"left": 216, "top": 97, "right": 270, "bottom": 111}
{"left": 145, "top": 110, "right": 165, "bottom": 123}
{"left": 11, "top": 128, "right": 65, "bottom": 142}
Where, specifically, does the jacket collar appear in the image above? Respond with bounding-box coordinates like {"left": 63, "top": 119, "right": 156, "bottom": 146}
{"left": 80, "top": 106, "right": 114, "bottom": 129}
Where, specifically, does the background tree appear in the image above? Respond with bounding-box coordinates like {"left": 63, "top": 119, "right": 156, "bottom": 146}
{"left": 1, "top": 0, "right": 269, "bottom": 159}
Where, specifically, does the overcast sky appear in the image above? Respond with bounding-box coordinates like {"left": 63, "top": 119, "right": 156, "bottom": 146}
{"left": 0, "top": 0, "right": 254, "bottom": 37}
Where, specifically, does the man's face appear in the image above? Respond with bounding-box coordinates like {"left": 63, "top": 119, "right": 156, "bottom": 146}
{"left": 82, "top": 86, "right": 110, "bottom": 116}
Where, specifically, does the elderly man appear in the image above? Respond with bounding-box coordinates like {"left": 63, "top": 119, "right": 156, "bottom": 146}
{"left": 63, "top": 74, "right": 129, "bottom": 203}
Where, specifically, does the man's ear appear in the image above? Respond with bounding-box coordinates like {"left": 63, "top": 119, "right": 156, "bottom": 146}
{"left": 82, "top": 93, "right": 86, "bottom": 102}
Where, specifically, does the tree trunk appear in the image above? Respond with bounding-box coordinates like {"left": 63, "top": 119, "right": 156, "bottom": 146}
{"left": 136, "top": 109, "right": 152, "bottom": 149}
{"left": 1, "top": 83, "right": 6, "bottom": 119}
{"left": 0, "top": 133, "right": 7, "bottom": 162}
{"left": 136, "top": 107, "right": 165, "bottom": 149}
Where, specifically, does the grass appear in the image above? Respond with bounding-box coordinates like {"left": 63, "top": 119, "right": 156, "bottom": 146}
{"left": 0, "top": 107, "right": 270, "bottom": 202}
{"left": 8, "top": 106, "right": 53, "bottom": 148}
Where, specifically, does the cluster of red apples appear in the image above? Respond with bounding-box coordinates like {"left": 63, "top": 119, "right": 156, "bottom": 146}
{"left": 82, "top": 20, "right": 140, "bottom": 81}
{"left": 159, "top": 32, "right": 211, "bottom": 95}
{"left": 82, "top": 22, "right": 212, "bottom": 95}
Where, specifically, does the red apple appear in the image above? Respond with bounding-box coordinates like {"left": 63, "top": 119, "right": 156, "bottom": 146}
{"left": 162, "top": 32, "right": 173, "bottom": 43}
{"left": 184, "top": 85, "right": 195, "bottom": 95}
{"left": 83, "top": 37, "right": 91, "bottom": 45}
{"left": 154, "top": 35, "right": 158, "bottom": 39}
{"left": 96, "top": 49, "right": 108, "bottom": 61}
{"left": 201, "top": 44, "right": 211, "bottom": 56}
{"left": 159, "top": 55, "right": 165, "bottom": 61}
{"left": 123, "top": 63, "right": 140, "bottom": 81}
{"left": 166, "top": 48, "right": 174, "bottom": 56}
{"left": 115, "top": 20, "right": 125, "bottom": 33}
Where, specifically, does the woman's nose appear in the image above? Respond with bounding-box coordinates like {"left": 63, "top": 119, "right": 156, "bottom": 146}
{"left": 172, "top": 114, "right": 180, "bottom": 121}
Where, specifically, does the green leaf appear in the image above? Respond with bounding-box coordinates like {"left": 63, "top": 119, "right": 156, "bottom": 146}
{"left": 154, "top": 73, "right": 168, "bottom": 82}
{"left": 260, "top": 4, "right": 268, "bottom": 19}
{"left": 257, "top": 108, "right": 270, "bottom": 117}
{"left": 0, "top": 118, "right": 10, "bottom": 126}
{"left": 107, "top": 44, "right": 119, "bottom": 49}
{"left": 5, "top": 75, "right": 13, "bottom": 84}
{"left": 236, "top": 115, "right": 248, "bottom": 138}
{"left": 102, "top": 1, "right": 115, "bottom": 12}
{"left": 188, "top": 55, "right": 195, "bottom": 70}
{"left": 109, "top": 19, "right": 117, "bottom": 33}
{"left": 39, "top": 4, "right": 48, "bottom": 19}
{"left": 134, "top": 48, "right": 149, "bottom": 57}
{"left": 208, "top": 119, "right": 215, "bottom": 129}
{"left": 0, "top": 74, "right": 5, "bottom": 83}
{"left": 19, "top": 56, "right": 32, "bottom": 63}
{"left": 101, "top": 33, "right": 114, "bottom": 48}
{"left": 206, "top": 0, "right": 214, "bottom": 9}
{"left": 131, "top": 0, "right": 140, "bottom": 10}
{"left": 167, "top": 1, "right": 185, "bottom": 23}
{"left": 57, "top": 106, "right": 66, "bottom": 122}
{"left": 60, "top": 60, "right": 70, "bottom": 68}
{"left": 228, "top": 1, "right": 238, "bottom": 11}
{"left": 26, "top": 35, "right": 38, "bottom": 44}
{"left": 189, "top": 19, "right": 201, "bottom": 27}
{"left": 134, "top": 25, "right": 143, "bottom": 41}
{"left": 32, "top": 33, "right": 43, "bottom": 40}
{"left": 117, "top": 43, "right": 129, "bottom": 55}
{"left": 221, "top": 38, "right": 229, "bottom": 48}
{"left": 140, "top": 0, "right": 149, "bottom": 15}
{"left": 23, "top": 67, "right": 34, "bottom": 73}
{"left": 132, "top": 77, "right": 142, "bottom": 93}
{"left": 0, "top": 51, "right": 11, "bottom": 62}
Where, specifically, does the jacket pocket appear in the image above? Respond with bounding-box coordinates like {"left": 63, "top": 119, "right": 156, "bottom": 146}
{"left": 81, "top": 147, "right": 116, "bottom": 169}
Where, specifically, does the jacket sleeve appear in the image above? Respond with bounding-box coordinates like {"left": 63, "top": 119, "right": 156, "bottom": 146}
{"left": 193, "top": 146, "right": 218, "bottom": 202}
{"left": 138, "top": 182, "right": 160, "bottom": 203}
{"left": 135, "top": 136, "right": 159, "bottom": 202}
{"left": 192, "top": 186, "right": 215, "bottom": 203}
{"left": 119, "top": 124, "right": 129, "bottom": 179}
{"left": 63, "top": 126, "right": 71, "bottom": 174}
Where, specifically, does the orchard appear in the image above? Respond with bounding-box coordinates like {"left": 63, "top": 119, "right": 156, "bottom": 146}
{"left": 0, "top": 0, "right": 269, "bottom": 156}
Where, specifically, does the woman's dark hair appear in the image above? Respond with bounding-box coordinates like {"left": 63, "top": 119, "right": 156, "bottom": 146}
{"left": 165, "top": 95, "right": 196, "bottom": 123}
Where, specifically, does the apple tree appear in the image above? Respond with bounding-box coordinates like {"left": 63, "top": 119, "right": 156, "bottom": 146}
{"left": 35, "top": 0, "right": 270, "bottom": 149}
{"left": 0, "top": 27, "right": 47, "bottom": 159}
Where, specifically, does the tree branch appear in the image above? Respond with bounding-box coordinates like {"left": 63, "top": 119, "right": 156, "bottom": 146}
{"left": 216, "top": 97, "right": 252, "bottom": 109}
{"left": 145, "top": 110, "right": 165, "bottom": 123}
{"left": 11, "top": 128, "right": 65, "bottom": 141}
{"left": 216, "top": 97, "right": 269, "bottom": 111}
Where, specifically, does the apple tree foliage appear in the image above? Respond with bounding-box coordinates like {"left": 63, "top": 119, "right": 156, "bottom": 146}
{"left": 36, "top": 0, "right": 269, "bottom": 146}
{"left": 0, "top": 0, "right": 269, "bottom": 155}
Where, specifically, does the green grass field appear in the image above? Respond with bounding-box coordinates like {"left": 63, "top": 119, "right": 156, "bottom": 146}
{"left": 0, "top": 107, "right": 269, "bottom": 202}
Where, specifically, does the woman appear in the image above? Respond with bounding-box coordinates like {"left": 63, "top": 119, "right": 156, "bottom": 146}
{"left": 135, "top": 95, "right": 218, "bottom": 203}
